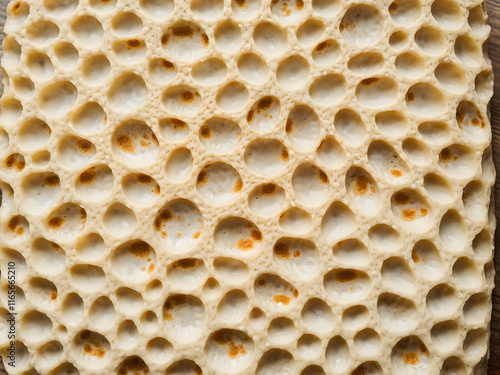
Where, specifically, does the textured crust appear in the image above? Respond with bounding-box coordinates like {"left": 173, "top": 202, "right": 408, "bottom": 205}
{"left": 0, "top": 0, "right": 495, "bottom": 374}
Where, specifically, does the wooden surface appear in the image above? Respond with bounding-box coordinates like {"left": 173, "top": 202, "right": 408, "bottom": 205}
{"left": 0, "top": 1, "right": 498, "bottom": 374}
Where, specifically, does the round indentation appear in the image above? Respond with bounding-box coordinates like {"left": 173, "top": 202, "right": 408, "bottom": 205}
{"left": 31, "top": 150, "right": 50, "bottom": 167}
{"left": 216, "top": 82, "right": 248, "bottom": 113}
{"left": 253, "top": 22, "right": 288, "bottom": 57}
{"left": 463, "top": 329, "right": 488, "bottom": 361}
{"left": 162, "top": 85, "right": 202, "bottom": 116}
{"left": 342, "top": 305, "right": 369, "bottom": 331}
{"left": 391, "top": 336, "right": 431, "bottom": 375}
{"left": 348, "top": 52, "right": 384, "bottom": 74}
{"left": 244, "top": 139, "right": 289, "bottom": 176}
{"left": 378, "top": 293, "right": 418, "bottom": 333}
{"left": 203, "top": 278, "right": 221, "bottom": 300}
{"left": 246, "top": 96, "right": 280, "bottom": 134}
{"left": 43, "top": 0, "right": 77, "bottom": 16}
{"left": 346, "top": 167, "right": 381, "bottom": 216}
{"left": 279, "top": 207, "right": 312, "bottom": 234}
{"left": 192, "top": 58, "right": 227, "bottom": 84}
{"left": 340, "top": 4, "right": 382, "bottom": 47}
{"left": 452, "top": 257, "right": 482, "bottom": 290}
{"left": 324, "top": 269, "right": 372, "bottom": 304}
{"left": 356, "top": 77, "right": 398, "bottom": 109}
{"left": 214, "top": 217, "right": 262, "bottom": 254}
{"left": 197, "top": 162, "right": 242, "bottom": 206}
{"left": 112, "top": 120, "right": 158, "bottom": 167}
{"left": 21, "top": 173, "right": 61, "bottom": 215}
{"left": 76, "top": 233, "right": 105, "bottom": 261}
{"left": 21, "top": 310, "right": 52, "bottom": 343}
{"left": 163, "top": 294, "right": 205, "bottom": 343}
{"left": 395, "top": 52, "right": 426, "bottom": 78}
{"left": 75, "top": 165, "right": 114, "bottom": 202}
{"left": 418, "top": 121, "right": 452, "bottom": 145}
{"left": 412, "top": 240, "right": 445, "bottom": 280}
{"left": 70, "top": 264, "right": 105, "bottom": 292}
{"left": 389, "top": 31, "right": 409, "bottom": 49}
{"left": 457, "top": 101, "right": 488, "bottom": 143}
{"left": 71, "top": 102, "right": 106, "bottom": 135}
{"left": 116, "top": 288, "right": 143, "bottom": 315}
{"left": 297, "top": 335, "right": 322, "bottom": 361}
{"left": 103, "top": 203, "right": 136, "bottom": 237}
{"left": 309, "top": 74, "right": 346, "bottom": 106}
{"left": 200, "top": 118, "right": 240, "bottom": 153}
{"left": 431, "top": 321, "right": 460, "bottom": 353}
{"left": 39, "top": 81, "right": 78, "bottom": 117}
{"left": 146, "top": 338, "right": 173, "bottom": 364}
{"left": 402, "top": 138, "right": 431, "bottom": 166}
{"left": 112, "top": 39, "right": 147, "bottom": 64}
{"left": 274, "top": 238, "right": 320, "bottom": 281}
{"left": 216, "top": 290, "right": 249, "bottom": 324}
{"left": 368, "top": 225, "right": 402, "bottom": 253}
{"left": 415, "top": 27, "right": 446, "bottom": 55}
{"left": 426, "top": 284, "right": 459, "bottom": 318}
{"left": 464, "top": 293, "right": 489, "bottom": 325}
{"left": 269, "top": 317, "right": 296, "bottom": 345}
{"left": 159, "top": 118, "right": 189, "bottom": 142}
{"left": 438, "top": 144, "right": 478, "bottom": 179}
{"left": 354, "top": 329, "right": 382, "bottom": 357}
{"left": 255, "top": 274, "right": 298, "bottom": 309}
{"left": 312, "top": 39, "right": 340, "bottom": 65}
{"left": 165, "top": 147, "right": 193, "bottom": 183}
{"left": 71, "top": 16, "right": 103, "bottom": 49}
{"left": 215, "top": 21, "right": 241, "bottom": 53}
{"left": 117, "top": 320, "right": 139, "bottom": 350}
{"left": 57, "top": 136, "right": 95, "bottom": 169}
{"left": 3, "top": 153, "right": 25, "bottom": 174}
{"left": 18, "top": 119, "right": 51, "bottom": 151}
{"left": 333, "top": 239, "right": 369, "bottom": 267}
{"left": 368, "top": 141, "right": 409, "bottom": 181}
{"left": 423, "top": 173, "right": 454, "bottom": 205}
{"left": 271, "top": 0, "right": 306, "bottom": 23}
{"left": 321, "top": 201, "right": 355, "bottom": 243}
{"left": 162, "top": 21, "right": 209, "bottom": 61}
{"left": 472, "top": 228, "right": 492, "bottom": 260}
{"left": 4, "top": 215, "right": 29, "bottom": 241}
{"left": 149, "top": 58, "right": 177, "bottom": 84}
{"left": 116, "top": 356, "right": 149, "bottom": 375}
{"left": 191, "top": 0, "right": 223, "bottom": 19}
{"left": 82, "top": 55, "right": 111, "bottom": 86}
{"left": 475, "top": 70, "right": 493, "bottom": 102}
{"left": 53, "top": 42, "right": 79, "bottom": 71}
{"left": 286, "top": 105, "right": 321, "bottom": 152}
{"left": 439, "top": 209, "right": 467, "bottom": 252}
{"left": 276, "top": 55, "right": 310, "bottom": 90}
{"left": 292, "top": 163, "right": 331, "bottom": 207}
{"left": 389, "top": 0, "right": 421, "bottom": 24}
{"left": 302, "top": 298, "right": 334, "bottom": 333}
{"left": 31, "top": 238, "right": 65, "bottom": 275}
{"left": 89, "top": 297, "right": 115, "bottom": 329}
{"left": 238, "top": 53, "right": 269, "bottom": 84}
{"left": 316, "top": 136, "right": 346, "bottom": 169}
{"left": 111, "top": 240, "right": 156, "bottom": 283}
{"left": 139, "top": 0, "right": 173, "bottom": 19}
{"left": 213, "top": 258, "right": 249, "bottom": 284}
{"left": 406, "top": 82, "right": 449, "bottom": 115}
{"left": 435, "top": 62, "right": 467, "bottom": 94}
{"left": 24, "top": 278, "right": 53, "bottom": 310}
{"left": 432, "top": 0, "right": 462, "bottom": 29}
{"left": 381, "top": 257, "right": 417, "bottom": 295}
{"left": 111, "top": 12, "right": 143, "bottom": 35}
{"left": 37, "top": 341, "right": 63, "bottom": 369}
{"left": 13, "top": 76, "right": 34, "bottom": 98}
{"left": 141, "top": 310, "right": 159, "bottom": 334}
{"left": 334, "top": 109, "right": 366, "bottom": 147}
{"left": 374, "top": 112, "right": 407, "bottom": 139}
{"left": 0, "top": 129, "right": 8, "bottom": 157}
{"left": 7, "top": 0, "right": 29, "bottom": 28}
{"left": 46, "top": 203, "right": 86, "bottom": 239}
{"left": 60, "top": 293, "right": 83, "bottom": 325}
{"left": 167, "top": 259, "right": 207, "bottom": 291}
{"left": 154, "top": 199, "right": 203, "bottom": 253}
{"left": 166, "top": 360, "right": 203, "bottom": 375}
{"left": 122, "top": 173, "right": 160, "bottom": 207}
{"left": 326, "top": 336, "right": 350, "bottom": 373}
{"left": 441, "top": 357, "right": 467, "bottom": 375}
{"left": 108, "top": 73, "right": 147, "bottom": 113}
{"left": 391, "top": 189, "right": 432, "bottom": 232}
{"left": 26, "top": 20, "right": 59, "bottom": 45}
{"left": 257, "top": 350, "right": 296, "bottom": 375}
{"left": 297, "top": 19, "right": 324, "bottom": 47}
{"left": 0, "top": 99, "right": 22, "bottom": 125}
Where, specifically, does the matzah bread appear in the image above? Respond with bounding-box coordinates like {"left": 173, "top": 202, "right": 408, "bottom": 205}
{"left": 0, "top": 0, "right": 495, "bottom": 373}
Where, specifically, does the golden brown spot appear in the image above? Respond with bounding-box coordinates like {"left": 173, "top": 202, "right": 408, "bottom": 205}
{"left": 315, "top": 41, "right": 328, "bottom": 53}
{"left": 235, "top": 0, "right": 246, "bottom": 6}
{"left": 471, "top": 117, "right": 480, "bottom": 126}
{"left": 8, "top": 216, "right": 19, "bottom": 231}
{"left": 354, "top": 175, "right": 370, "bottom": 195}
{"left": 194, "top": 366, "right": 202, "bottom": 375}
{"left": 296, "top": 0, "right": 304, "bottom": 10}
{"left": 274, "top": 242, "right": 290, "bottom": 259}
{"left": 293, "top": 289, "right": 298, "bottom": 298}
{"left": 339, "top": 23, "right": 344, "bottom": 32}
{"left": 227, "top": 342, "right": 246, "bottom": 358}
{"left": 118, "top": 369, "right": 128, "bottom": 375}
{"left": 258, "top": 278, "right": 266, "bottom": 286}
{"left": 390, "top": 169, "right": 403, "bottom": 178}
{"left": 81, "top": 330, "right": 91, "bottom": 339}
{"left": 5, "top": 154, "right": 25, "bottom": 171}
{"left": 176, "top": 258, "right": 197, "bottom": 269}
{"left": 137, "top": 174, "right": 152, "bottom": 184}
{"left": 173, "top": 25, "right": 193, "bottom": 38}
{"left": 83, "top": 343, "right": 105, "bottom": 359}
{"left": 201, "top": 33, "right": 209, "bottom": 47}
{"left": 406, "top": 91, "right": 415, "bottom": 102}
{"left": 237, "top": 238, "right": 254, "bottom": 251}
{"left": 439, "top": 148, "right": 452, "bottom": 162}
{"left": 48, "top": 216, "right": 64, "bottom": 230}
{"left": 257, "top": 96, "right": 273, "bottom": 110}
{"left": 193, "top": 231, "right": 201, "bottom": 239}
{"left": 250, "top": 230, "right": 262, "bottom": 241}
{"left": 200, "top": 126, "right": 211, "bottom": 139}
{"left": 43, "top": 174, "right": 60, "bottom": 187}
{"left": 77, "top": 139, "right": 93, "bottom": 154}
{"left": 319, "top": 170, "right": 328, "bottom": 183}
{"left": 261, "top": 183, "right": 276, "bottom": 196}
{"left": 147, "top": 264, "right": 155, "bottom": 274}
{"left": 419, "top": 343, "right": 428, "bottom": 353}
{"left": 197, "top": 170, "right": 208, "bottom": 185}
{"left": 282, "top": 3, "right": 291, "bottom": 16}
{"left": 293, "top": 250, "right": 301, "bottom": 257}
{"left": 164, "top": 312, "right": 174, "bottom": 321}
{"left": 246, "top": 110, "right": 255, "bottom": 123}
{"left": 126, "top": 39, "right": 142, "bottom": 49}
{"left": 273, "top": 294, "right": 291, "bottom": 305}
{"left": 334, "top": 269, "right": 359, "bottom": 283}
{"left": 394, "top": 192, "right": 410, "bottom": 205}
{"left": 280, "top": 147, "right": 289, "bottom": 161}
{"left": 233, "top": 178, "right": 243, "bottom": 192}
{"left": 181, "top": 91, "right": 194, "bottom": 103}
{"left": 11, "top": 2, "right": 21, "bottom": 12}
{"left": 285, "top": 118, "right": 293, "bottom": 133}
{"left": 16, "top": 227, "right": 24, "bottom": 235}
{"left": 116, "top": 134, "right": 136, "bottom": 153}
{"left": 411, "top": 250, "right": 420, "bottom": 263}
{"left": 420, "top": 208, "right": 428, "bottom": 217}
{"left": 403, "top": 352, "right": 419, "bottom": 365}
{"left": 402, "top": 208, "right": 417, "bottom": 221}
{"left": 389, "top": 0, "right": 399, "bottom": 13}
{"left": 370, "top": 186, "right": 375, "bottom": 193}
{"left": 161, "top": 33, "right": 169, "bottom": 45}
{"left": 50, "top": 291, "right": 57, "bottom": 301}
{"left": 79, "top": 168, "right": 96, "bottom": 184}
{"left": 361, "top": 77, "right": 379, "bottom": 86}
{"left": 129, "top": 241, "right": 152, "bottom": 259}
{"left": 162, "top": 60, "right": 174, "bottom": 70}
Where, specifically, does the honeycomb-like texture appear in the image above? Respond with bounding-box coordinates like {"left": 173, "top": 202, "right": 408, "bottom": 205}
{"left": 0, "top": 0, "right": 495, "bottom": 373}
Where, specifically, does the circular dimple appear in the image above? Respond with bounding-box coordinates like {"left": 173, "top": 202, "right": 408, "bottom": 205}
{"left": 356, "top": 77, "right": 398, "bottom": 109}
{"left": 302, "top": 298, "right": 335, "bottom": 333}
{"left": 215, "top": 21, "right": 241, "bottom": 53}
{"left": 309, "top": 74, "right": 346, "bottom": 106}
{"left": 213, "top": 257, "right": 249, "bottom": 285}
{"left": 415, "top": 27, "right": 446, "bottom": 55}
{"left": 112, "top": 120, "right": 159, "bottom": 167}
{"left": 37, "top": 341, "right": 63, "bottom": 369}
{"left": 354, "top": 329, "right": 382, "bottom": 357}
{"left": 452, "top": 257, "right": 482, "bottom": 290}
{"left": 103, "top": 203, "right": 136, "bottom": 237}
{"left": 418, "top": 121, "right": 452, "bottom": 145}
{"left": 0, "top": 99, "right": 22, "bottom": 125}
{"left": 389, "top": 0, "right": 421, "bottom": 24}
{"left": 276, "top": 55, "right": 310, "bottom": 90}
{"left": 167, "top": 258, "right": 207, "bottom": 291}
{"left": 406, "top": 83, "right": 448, "bottom": 117}
{"left": 111, "top": 12, "right": 143, "bottom": 35}
{"left": 391, "top": 336, "right": 431, "bottom": 375}
{"left": 146, "top": 338, "right": 173, "bottom": 365}
{"left": 286, "top": 105, "right": 321, "bottom": 152}
{"left": 403, "top": 138, "right": 431, "bottom": 166}
{"left": 159, "top": 118, "right": 189, "bottom": 142}
{"left": 54, "top": 42, "right": 79, "bottom": 71}
{"left": 381, "top": 257, "right": 417, "bottom": 295}
{"left": 191, "top": 0, "right": 223, "bottom": 19}
{"left": 244, "top": 139, "right": 289, "bottom": 176}
{"left": 249, "top": 183, "right": 286, "bottom": 217}
{"left": 255, "top": 273, "right": 298, "bottom": 309}
{"left": 316, "top": 136, "right": 346, "bottom": 169}
{"left": 439, "top": 210, "right": 467, "bottom": 253}
{"left": 26, "top": 20, "right": 59, "bottom": 45}
{"left": 321, "top": 201, "right": 355, "bottom": 243}
{"left": 216, "top": 290, "right": 249, "bottom": 324}
{"left": 39, "top": 81, "right": 78, "bottom": 117}
{"left": 43, "top": 0, "right": 77, "bottom": 16}
{"left": 112, "top": 39, "right": 147, "bottom": 64}
{"left": 56, "top": 135, "right": 95, "bottom": 168}
{"left": 165, "top": 147, "right": 193, "bottom": 183}
{"left": 108, "top": 73, "right": 147, "bottom": 113}
{"left": 348, "top": 52, "right": 384, "bottom": 74}
{"left": 31, "top": 238, "right": 65, "bottom": 275}
{"left": 4, "top": 215, "right": 29, "bottom": 242}
{"left": 71, "top": 102, "right": 106, "bottom": 135}
{"left": 216, "top": 82, "right": 248, "bottom": 113}
{"left": 455, "top": 35, "right": 482, "bottom": 67}
{"left": 333, "top": 239, "right": 369, "bottom": 267}
{"left": 389, "top": 31, "right": 409, "bottom": 49}
{"left": 324, "top": 269, "right": 372, "bottom": 304}
{"left": 139, "top": 0, "right": 173, "bottom": 19}
{"left": 162, "top": 85, "right": 202, "bottom": 116}
{"left": 464, "top": 329, "right": 488, "bottom": 362}
{"left": 24, "top": 277, "right": 54, "bottom": 310}
{"left": 238, "top": 53, "right": 269, "bottom": 84}
{"left": 273, "top": 238, "right": 320, "bottom": 281}
{"left": 463, "top": 293, "right": 489, "bottom": 325}
{"left": 0, "top": 129, "right": 8, "bottom": 157}
{"left": 346, "top": 167, "right": 381, "bottom": 216}
{"left": 75, "top": 165, "right": 114, "bottom": 202}
{"left": 21, "top": 310, "right": 52, "bottom": 343}
{"left": 192, "top": 58, "right": 227, "bottom": 84}
{"left": 76, "top": 233, "right": 105, "bottom": 261}
{"left": 247, "top": 96, "right": 280, "bottom": 134}
{"left": 163, "top": 294, "right": 205, "bottom": 344}
{"left": 435, "top": 62, "right": 467, "bottom": 94}
{"left": 432, "top": 321, "right": 460, "bottom": 354}
{"left": 432, "top": 0, "right": 462, "bottom": 29}
{"left": 74, "top": 331, "right": 111, "bottom": 369}
{"left": 426, "top": 284, "right": 459, "bottom": 318}
{"left": 117, "top": 320, "right": 139, "bottom": 350}
{"left": 271, "top": 0, "right": 306, "bottom": 23}
{"left": 472, "top": 228, "right": 492, "bottom": 259}
{"left": 60, "top": 292, "right": 83, "bottom": 325}
{"left": 395, "top": 52, "right": 425, "bottom": 78}
{"left": 391, "top": 189, "right": 432, "bottom": 232}
{"left": 292, "top": 163, "right": 331, "bottom": 207}
{"left": 441, "top": 357, "right": 467, "bottom": 375}
{"left": 149, "top": 58, "right": 177, "bottom": 84}
{"left": 111, "top": 240, "right": 156, "bottom": 283}
{"left": 199, "top": 118, "right": 240, "bottom": 154}
{"left": 475, "top": 69, "right": 493, "bottom": 102}
{"left": 7, "top": 0, "right": 29, "bottom": 28}
{"left": 3, "top": 153, "right": 25, "bottom": 174}
{"left": 18, "top": 119, "right": 50, "bottom": 150}
{"left": 205, "top": 329, "right": 254, "bottom": 374}
{"left": 21, "top": 172, "right": 61, "bottom": 215}
{"left": 438, "top": 144, "right": 478, "bottom": 179}
{"left": 46, "top": 202, "right": 86, "bottom": 240}
{"left": 367, "top": 140, "right": 409, "bottom": 181}
{"left": 457, "top": 101, "right": 489, "bottom": 143}
{"left": 378, "top": 293, "right": 418, "bottom": 333}
{"left": 142, "top": 313, "right": 163, "bottom": 340}
{"left": 154, "top": 199, "right": 203, "bottom": 253}
{"left": 82, "top": 55, "right": 111, "bottom": 86}
{"left": 342, "top": 305, "right": 369, "bottom": 331}
{"left": 71, "top": 16, "right": 103, "bottom": 49}
{"left": 253, "top": 22, "right": 288, "bottom": 57}
{"left": 325, "top": 336, "right": 350, "bottom": 373}
{"left": 214, "top": 217, "right": 262, "bottom": 255}
{"left": 369, "top": 224, "right": 402, "bottom": 252}
{"left": 122, "top": 173, "right": 160, "bottom": 207}
{"left": 196, "top": 162, "right": 242, "bottom": 206}
{"left": 116, "top": 288, "right": 144, "bottom": 315}
{"left": 162, "top": 21, "right": 209, "bottom": 61}
{"left": 312, "top": 39, "right": 340, "bottom": 65}
{"left": 340, "top": 4, "right": 382, "bottom": 47}
{"left": 412, "top": 240, "right": 445, "bottom": 280}
{"left": 279, "top": 207, "right": 312, "bottom": 234}
{"left": 89, "top": 297, "right": 116, "bottom": 330}
{"left": 269, "top": 317, "right": 296, "bottom": 345}
{"left": 297, "top": 19, "right": 324, "bottom": 47}
{"left": 13, "top": 76, "right": 34, "bottom": 98}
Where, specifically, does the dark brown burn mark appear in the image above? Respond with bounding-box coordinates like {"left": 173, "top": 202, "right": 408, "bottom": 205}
{"left": 439, "top": 147, "right": 452, "bottom": 162}
{"left": 361, "top": 77, "right": 379, "bottom": 86}
{"left": 116, "top": 134, "right": 136, "bottom": 153}
{"left": 257, "top": 96, "right": 273, "bottom": 110}
{"left": 181, "top": 91, "right": 194, "bottom": 103}
{"left": 79, "top": 168, "right": 96, "bottom": 184}
{"left": 129, "top": 241, "right": 152, "bottom": 259}
{"left": 389, "top": 0, "right": 399, "bottom": 13}
{"left": 137, "top": 174, "right": 152, "bottom": 184}
{"left": 173, "top": 25, "right": 193, "bottom": 38}
{"left": 315, "top": 41, "right": 328, "bottom": 53}
{"left": 261, "top": 183, "right": 276, "bottom": 196}
{"left": 43, "top": 174, "right": 60, "bottom": 187}
{"left": 406, "top": 91, "right": 415, "bottom": 102}
{"left": 334, "top": 269, "right": 359, "bottom": 283}
{"left": 274, "top": 242, "right": 290, "bottom": 259}
{"left": 77, "top": 139, "right": 94, "bottom": 154}
{"left": 285, "top": 118, "right": 293, "bottom": 134}
{"left": 394, "top": 192, "right": 410, "bottom": 205}
{"left": 197, "top": 170, "right": 208, "bottom": 185}
{"left": 126, "top": 39, "right": 142, "bottom": 49}
{"left": 200, "top": 126, "right": 211, "bottom": 139}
